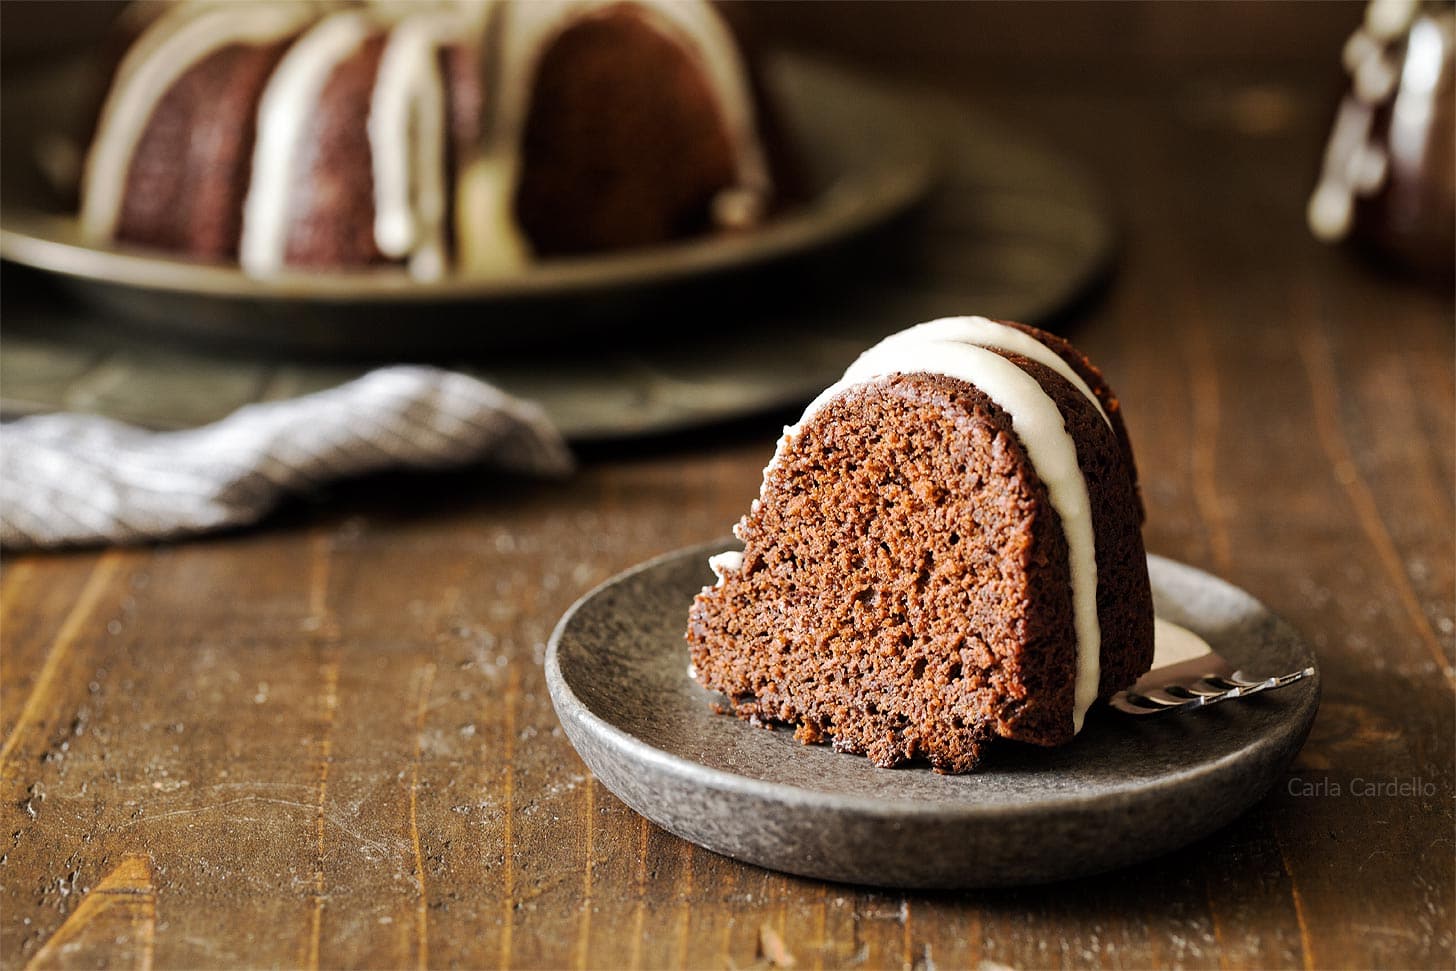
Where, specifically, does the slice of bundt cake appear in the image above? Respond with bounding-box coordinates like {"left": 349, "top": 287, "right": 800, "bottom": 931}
{"left": 79, "top": 0, "right": 790, "bottom": 280}
{"left": 686, "top": 317, "right": 1154, "bottom": 773}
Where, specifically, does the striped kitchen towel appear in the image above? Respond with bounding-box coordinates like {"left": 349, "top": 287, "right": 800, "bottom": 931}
{"left": 0, "top": 366, "right": 573, "bottom": 550}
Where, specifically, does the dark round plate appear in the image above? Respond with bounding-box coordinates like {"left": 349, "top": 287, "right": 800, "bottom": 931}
{"left": 546, "top": 542, "right": 1319, "bottom": 888}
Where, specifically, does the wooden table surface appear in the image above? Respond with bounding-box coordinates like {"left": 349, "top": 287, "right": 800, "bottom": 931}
{"left": 3, "top": 5, "right": 1452, "bottom": 969}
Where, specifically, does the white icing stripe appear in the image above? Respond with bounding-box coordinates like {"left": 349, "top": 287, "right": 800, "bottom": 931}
{"left": 737, "top": 320, "right": 1104, "bottom": 733}
{"left": 79, "top": 3, "right": 313, "bottom": 245}
{"left": 461, "top": 0, "right": 771, "bottom": 275}
{"left": 875, "top": 317, "right": 1112, "bottom": 429}
{"left": 240, "top": 12, "right": 374, "bottom": 277}
{"left": 369, "top": 14, "right": 464, "bottom": 282}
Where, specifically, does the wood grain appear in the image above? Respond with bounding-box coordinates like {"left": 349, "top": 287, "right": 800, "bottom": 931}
{"left": 2, "top": 3, "right": 1452, "bottom": 968}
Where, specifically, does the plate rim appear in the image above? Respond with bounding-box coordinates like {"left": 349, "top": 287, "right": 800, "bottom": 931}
{"left": 545, "top": 540, "right": 1321, "bottom": 821}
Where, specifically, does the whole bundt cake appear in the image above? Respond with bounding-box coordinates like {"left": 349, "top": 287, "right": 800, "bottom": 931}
{"left": 687, "top": 317, "right": 1154, "bottom": 773}
{"left": 79, "top": 0, "right": 789, "bottom": 280}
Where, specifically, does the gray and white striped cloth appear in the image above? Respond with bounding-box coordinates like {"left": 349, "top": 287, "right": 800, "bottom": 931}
{"left": 0, "top": 366, "right": 573, "bottom": 550}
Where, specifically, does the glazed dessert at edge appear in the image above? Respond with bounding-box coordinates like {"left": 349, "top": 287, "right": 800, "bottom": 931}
{"left": 687, "top": 317, "right": 1154, "bottom": 773}
{"left": 1308, "top": 0, "right": 1454, "bottom": 279}
{"left": 79, "top": 0, "right": 793, "bottom": 280}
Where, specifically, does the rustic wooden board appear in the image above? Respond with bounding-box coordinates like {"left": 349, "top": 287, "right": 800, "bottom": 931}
{"left": 2, "top": 5, "right": 1452, "bottom": 968}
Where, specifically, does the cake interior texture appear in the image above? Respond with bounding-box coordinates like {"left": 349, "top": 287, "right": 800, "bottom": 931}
{"left": 687, "top": 319, "right": 1154, "bottom": 773}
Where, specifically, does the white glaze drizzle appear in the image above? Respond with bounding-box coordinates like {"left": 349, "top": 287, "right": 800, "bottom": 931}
{"left": 870, "top": 317, "right": 1112, "bottom": 429}
{"left": 719, "top": 318, "right": 1105, "bottom": 733}
{"left": 79, "top": 2, "right": 316, "bottom": 246}
{"left": 459, "top": 0, "right": 772, "bottom": 275}
{"left": 1307, "top": 0, "right": 1426, "bottom": 242}
{"left": 368, "top": 11, "right": 476, "bottom": 281}
{"left": 240, "top": 11, "right": 375, "bottom": 277}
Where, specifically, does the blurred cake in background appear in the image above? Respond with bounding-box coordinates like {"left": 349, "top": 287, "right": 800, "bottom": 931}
{"left": 78, "top": 0, "right": 795, "bottom": 281}
{"left": 1308, "top": 0, "right": 1454, "bottom": 279}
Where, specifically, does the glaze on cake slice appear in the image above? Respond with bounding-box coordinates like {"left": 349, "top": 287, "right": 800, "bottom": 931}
{"left": 686, "top": 317, "right": 1154, "bottom": 773}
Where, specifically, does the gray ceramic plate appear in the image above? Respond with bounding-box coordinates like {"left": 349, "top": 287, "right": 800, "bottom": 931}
{"left": 546, "top": 542, "right": 1320, "bottom": 888}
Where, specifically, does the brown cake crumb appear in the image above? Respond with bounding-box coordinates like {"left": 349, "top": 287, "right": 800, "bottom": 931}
{"left": 686, "top": 325, "right": 1153, "bottom": 773}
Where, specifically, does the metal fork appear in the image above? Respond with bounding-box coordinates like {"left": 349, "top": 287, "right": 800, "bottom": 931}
{"left": 1109, "top": 649, "right": 1316, "bottom": 717}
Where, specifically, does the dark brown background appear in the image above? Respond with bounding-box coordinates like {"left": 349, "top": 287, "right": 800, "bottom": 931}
{"left": 3, "top": 3, "right": 1453, "bottom": 969}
